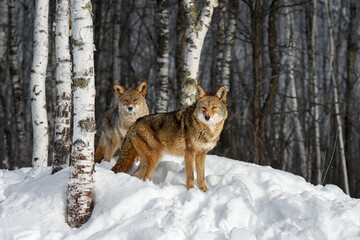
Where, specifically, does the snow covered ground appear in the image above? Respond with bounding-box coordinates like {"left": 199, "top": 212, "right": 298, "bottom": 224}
{"left": 1, "top": 154, "right": 360, "bottom": 240}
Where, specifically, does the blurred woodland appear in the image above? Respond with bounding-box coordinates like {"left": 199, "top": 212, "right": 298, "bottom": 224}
{"left": 0, "top": 0, "right": 359, "bottom": 197}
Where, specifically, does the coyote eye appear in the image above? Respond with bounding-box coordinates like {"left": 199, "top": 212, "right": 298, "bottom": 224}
{"left": 212, "top": 106, "right": 217, "bottom": 110}
{"left": 202, "top": 107, "right": 206, "bottom": 111}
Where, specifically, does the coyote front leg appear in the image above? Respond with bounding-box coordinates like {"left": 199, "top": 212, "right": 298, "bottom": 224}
{"left": 184, "top": 150, "right": 195, "bottom": 189}
{"left": 195, "top": 152, "right": 208, "bottom": 192}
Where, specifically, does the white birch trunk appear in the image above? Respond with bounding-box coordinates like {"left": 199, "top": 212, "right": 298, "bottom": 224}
{"left": 311, "top": 0, "right": 322, "bottom": 183}
{"left": 325, "top": 0, "right": 349, "bottom": 195}
{"left": 286, "top": 3, "right": 308, "bottom": 181}
{"left": 67, "top": 0, "right": 96, "bottom": 228}
{"left": 215, "top": 0, "right": 226, "bottom": 89}
{"left": 30, "top": 0, "right": 49, "bottom": 167}
{"left": 180, "top": 0, "right": 218, "bottom": 107}
{"left": 52, "top": 0, "right": 72, "bottom": 173}
{"left": 220, "top": 0, "right": 237, "bottom": 92}
{"left": 155, "top": 0, "right": 170, "bottom": 113}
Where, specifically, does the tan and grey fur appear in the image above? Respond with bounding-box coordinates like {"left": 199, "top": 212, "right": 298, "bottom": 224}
{"left": 112, "top": 85, "right": 227, "bottom": 192}
{"left": 95, "top": 81, "right": 149, "bottom": 163}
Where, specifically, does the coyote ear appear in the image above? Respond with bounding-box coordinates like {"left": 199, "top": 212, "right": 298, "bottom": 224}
{"left": 136, "top": 81, "right": 147, "bottom": 97}
{"left": 196, "top": 85, "right": 207, "bottom": 101}
{"left": 114, "top": 84, "right": 126, "bottom": 97}
{"left": 216, "top": 86, "right": 227, "bottom": 104}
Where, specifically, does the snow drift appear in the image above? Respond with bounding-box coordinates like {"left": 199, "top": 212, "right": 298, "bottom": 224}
{"left": 1, "top": 155, "right": 360, "bottom": 240}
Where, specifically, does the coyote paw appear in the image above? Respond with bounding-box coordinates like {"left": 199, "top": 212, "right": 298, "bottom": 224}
{"left": 199, "top": 185, "right": 208, "bottom": 192}
{"left": 111, "top": 166, "right": 120, "bottom": 173}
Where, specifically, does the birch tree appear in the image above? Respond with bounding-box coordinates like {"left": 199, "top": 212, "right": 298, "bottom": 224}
{"left": 30, "top": 0, "right": 49, "bottom": 167}
{"left": 310, "top": 0, "right": 322, "bottom": 183}
{"left": 325, "top": 0, "right": 349, "bottom": 195}
{"left": 155, "top": 0, "right": 170, "bottom": 113}
{"left": 180, "top": 0, "right": 218, "bottom": 107}
{"left": 214, "top": 0, "right": 226, "bottom": 89}
{"left": 67, "top": 0, "right": 96, "bottom": 228}
{"left": 52, "top": 0, "right": 72, "bottom": 174}
{"left": 286, "top": 4, "right": 308, "bottom": 180}
{"left": 220, "top": 0, "right": 238, "bottom": 91}
{"left": 175, "top": 0, "right": 186, "bottom": 105}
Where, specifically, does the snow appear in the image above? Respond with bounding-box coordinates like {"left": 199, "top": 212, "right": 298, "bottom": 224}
{"left": 1, "top": 154, "right": 360, "bottom": 240}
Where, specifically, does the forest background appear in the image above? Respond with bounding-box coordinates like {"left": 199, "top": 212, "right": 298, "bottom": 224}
{"left": 0, "top": 0, "right": 359, "bottom": 197}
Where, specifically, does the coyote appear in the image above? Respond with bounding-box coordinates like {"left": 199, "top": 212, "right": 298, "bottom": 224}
{"left": 95, "top": 81, "right": 149, "bottom": 163}
{"left": 112, "top": 85, "right": 228, "bottom": 192}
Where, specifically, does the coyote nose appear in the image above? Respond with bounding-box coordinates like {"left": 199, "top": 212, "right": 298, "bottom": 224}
{"left": 205, "top": 115, "right": 210, "bottom": 121}
{"left": 128, "top": 106, "right": 133, "bottom": 111}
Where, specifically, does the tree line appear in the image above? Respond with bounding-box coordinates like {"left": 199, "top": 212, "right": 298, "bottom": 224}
{"left": 0, "top": 0, "right": 359, "bottom": 204}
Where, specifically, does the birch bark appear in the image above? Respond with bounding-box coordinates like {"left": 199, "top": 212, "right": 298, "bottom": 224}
{"left": 325, "top": 0, "right": 349, "bottom": 195}
{"left": 311, "top": 0, "right": 322, "bottom": 183}
{"left": 52, "top": 0, "right": 72, "bottom": 173}
{"left": 214, "top": 0, "right": 226, "bottom": 89}
{"left": 30, "top": 0, "right": 49, "bottom": 167}
{"left": 155, "top": 0, "right": 170, "bottom": 113}
{"left": 180, "top": 0, "right": 218, "bottom": 107}
{"left": 67, "top": 0, "right": 96, "bottom": 228}
{"left": 220, "top": 0, "right": 238, "bottom": 91}
{"left": 286, "top": 4, "right": 308, "bottom": 181}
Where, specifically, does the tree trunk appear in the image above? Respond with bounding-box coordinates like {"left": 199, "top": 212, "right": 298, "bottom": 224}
{"left": 52, "top": 0, "right": 72, "bottom": 174}
{"left": 286, "top": 1, "right": 308, "bottom": 181}
{"left": 345, "top": 0, "right": 357, "bottom": 196}
{"left": 220, "top": 0, "right": 238, "bottom": 92}
{"left": 30, "top": 0, "right": 49, "bottom": 167}
{"left": 67, "top": 0, "right": 96, "bottom": 228}
{"left": 259, "top": 0, "right": 280, "bottom": 166}
{"left": 310, "top": 0, "right": 322, "bottom": 184}
{"left": 250, "top": 0, "right": 262, "bottom": 165}
{"left": 0, "top": 0, "right": 7, "bottom": 63}
{"left": 214, "top": 0, "right": 238, "bottom": 157}
{"left": 155, "top": 0, "right": 170, "bottom": 113}
{"left": 214, "top": 0, "right": 226, "bottom": 90}
{"left": 175, "top": 0, "right": 186, "bottom": 106}
{"left": 325, "top": 0, "right": 349, "bottom": 195}
{"left": 113, "top": 0, "right": 121, "bottom": 85}
{"left": 180, "top": 0, "right": 218, "bottom": 107}
{"left": 9, "top": 0, "right": 29, "bottom": 168}
{"left": 0, "top": 0, "right": 8, "bottom": 168}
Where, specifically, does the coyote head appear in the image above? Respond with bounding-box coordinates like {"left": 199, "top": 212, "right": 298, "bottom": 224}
{"left": 113, "top": 81, "right": 147, "bottom": 114}
{"left": 195, "top": 85, "right": 228, "bottom": 125}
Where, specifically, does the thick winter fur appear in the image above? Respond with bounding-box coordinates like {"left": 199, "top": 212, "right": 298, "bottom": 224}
{"left": 94, "top": 81, "right": 149, "bottom": 163}
{"left": 112, "top": 85, "right": 228, "bottom": 192}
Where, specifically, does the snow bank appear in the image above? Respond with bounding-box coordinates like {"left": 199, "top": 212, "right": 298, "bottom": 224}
{"left": 1, "top": 155, "right": 360, "bottom": 240}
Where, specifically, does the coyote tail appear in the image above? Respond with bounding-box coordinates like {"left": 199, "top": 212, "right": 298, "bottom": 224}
{"left": 111, "top": 128, "right": 137, "bottom": 173}
{"left": 94, "top": 138, "right": 105, "bottom": 163}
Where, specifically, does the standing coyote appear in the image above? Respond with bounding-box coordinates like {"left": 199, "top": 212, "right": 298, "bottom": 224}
{"left": 95, "top": 81, "right": 149, "bottom": 163}
{"left": 112, "top": 85, "right": 228, "bottom": 192}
